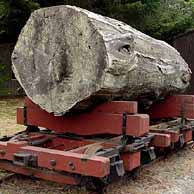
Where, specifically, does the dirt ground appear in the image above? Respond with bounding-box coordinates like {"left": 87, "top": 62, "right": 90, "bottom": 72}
{"left": 0, "top": 98, "right": 25, "bottom": 137}
{"left": 1, "top": 98, "right": 194, "bottom": 194}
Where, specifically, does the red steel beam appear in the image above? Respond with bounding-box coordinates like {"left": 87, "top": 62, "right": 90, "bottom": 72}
{"left": 0, "top": 142, "right": 110, "bottom": 178}
{"left": 149, "top": 95, "right": 194, "bottom": 119}
{"left": 0, "top": 161, "right": 80, "bottom": 185}
{"left": 150, "top": 129, "right": 180, "bottom": 143}
{"left": 25, "top": 97, "right": 138, "bottom": 114}
{"left": 91, "top": 101, "right": 138, "bottom": 114}
{"left": 17, "top": 107, "right": 149, "bottom": 137}
{"left": 20, "top": 146, "right": 110, "bottom": 177}
{"left": 150, "top": 133, "right": 171, "bottom": 147}
{"left": 121, "top": 152, "right": 140, "bottom": 171}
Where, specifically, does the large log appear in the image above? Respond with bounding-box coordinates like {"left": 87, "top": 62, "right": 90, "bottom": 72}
{"left": 12, "top": 5, "right": 191, "bottom": 115}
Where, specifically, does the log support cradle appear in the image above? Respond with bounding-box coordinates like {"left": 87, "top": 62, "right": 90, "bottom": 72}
{"left": 0, "top": 95, "right": 193, "bottom": 186}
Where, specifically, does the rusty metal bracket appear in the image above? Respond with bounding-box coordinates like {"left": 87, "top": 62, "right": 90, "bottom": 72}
{"left": 179, "top": 134, "right": 185, "bottom": 147}
{"left": 113, "top": 160, "right": 125, "bottom": 177}
{"left": 13, "top": 152, "right": 38, "bottom": 167}
{"left": 124, "top": 134, "right": 154, "bottom": 152}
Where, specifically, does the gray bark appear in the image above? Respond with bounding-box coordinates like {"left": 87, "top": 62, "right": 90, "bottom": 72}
{"left": 12, "top": 5, "right": 191, "bottom": 115}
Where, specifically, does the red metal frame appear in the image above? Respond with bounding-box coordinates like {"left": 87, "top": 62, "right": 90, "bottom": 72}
{"left": 148, "top": 95, "right": 194, "bottom": 148}
{"left": 150, "top": 133, "right": 171, "bottom": 148}
{"left": 0, "top": 137, "right": 110, "bottom": 177}
{"left": 0, "top": 95, "right": 194, "bottom": 185}
{"left": 0, "top": 132, "right": 144, "bottom": 184}
{"left": 0, "top": 161, "right": 81, "bottom": 185}
{"left": 17, "top": 97, "right": 149, "bottom": 137}
{"left": 121, "top": 152, "right": 140, "bottom": 171}
{"left": 149, "top": 95, "right": 194, "bottom": 119}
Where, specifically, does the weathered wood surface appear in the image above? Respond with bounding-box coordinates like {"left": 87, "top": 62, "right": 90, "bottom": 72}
{"left": 12, "top": 5, "right": 191, "bottom": 115}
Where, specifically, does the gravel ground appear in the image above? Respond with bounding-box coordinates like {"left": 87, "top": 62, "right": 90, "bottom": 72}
{"left": 1, "top": 98, "right": 194, "bottom": 194}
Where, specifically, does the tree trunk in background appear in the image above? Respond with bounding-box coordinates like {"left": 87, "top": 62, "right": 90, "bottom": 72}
{"left": 12, "top": 5, "right": 191, "bottom": 115}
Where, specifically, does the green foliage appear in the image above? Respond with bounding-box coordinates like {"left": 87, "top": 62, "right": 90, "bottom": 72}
{"left": 141, "top": 0, "right": 194, "bottom": 40}
{"left": 0, "top": 0, "right": 194, "bottom": 42}
{"left": 0, "top": 0, "right": 40, "bottom": 42}
{"left": 0, "top": 63, "right": 9, "bottom": 83}
{"left": 0, "top": 63, "right": 9, "bottom": 95}
{"left": 100, "top": 0, "right": 194, "bottom": 41}
{"left": 64, "top": 0, "right": 194, "bottom": 41}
